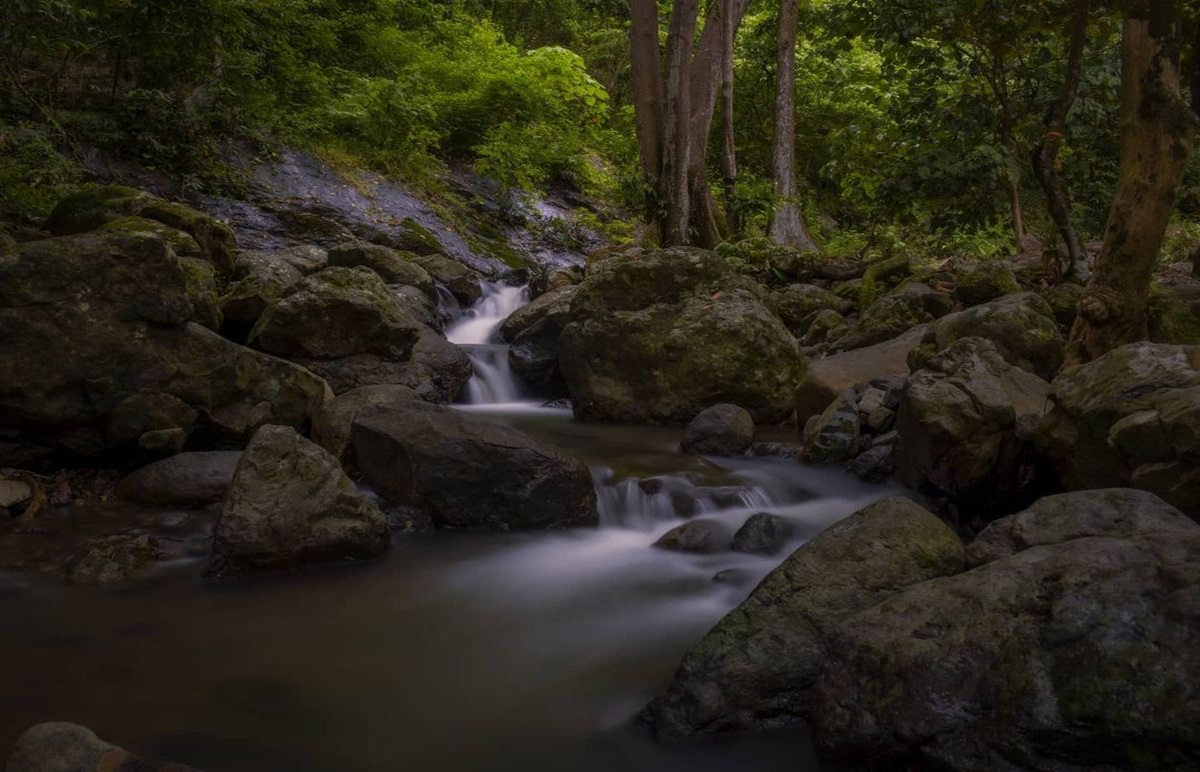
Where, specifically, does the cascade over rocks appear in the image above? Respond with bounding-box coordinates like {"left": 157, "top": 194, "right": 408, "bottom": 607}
{"left": 680, "top": 404, "right": 755, "bottom": 457}
{"left": 0, "top": 231, "right": 328, "bottom": 458}
{"left": 210, "top": 425, "right": 388, "bottom": 576}
{"left": 1037, "top": 342, "right": 1200, "bottom": 519}
{"left": 352, "top": 401, "right": 597, "bottom": 530}
{"left": 559, "top": 248, "right": 804, "bottom": 423}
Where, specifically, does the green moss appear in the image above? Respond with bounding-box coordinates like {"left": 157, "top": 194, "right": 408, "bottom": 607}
{"left": 0, "top": 126, "right": 88, "bottom": 223}
{"left": 102, "top": 216, "right": 202, "bottom": 257}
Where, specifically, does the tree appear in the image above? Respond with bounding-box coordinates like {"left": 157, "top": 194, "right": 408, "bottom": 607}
{"left": 768, "top": 0, "right": 820, "bottom": 252}
{"left": 1066, "top": 2, "right": 1200, "bottom": 364}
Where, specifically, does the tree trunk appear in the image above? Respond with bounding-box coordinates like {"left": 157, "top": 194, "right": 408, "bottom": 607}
{"left": 660, "top": 0, "right": 701, "bottom": 246}
{"left": 768, "top": 0, "right": 819, "bottom": 252}
{"left": 630, "top": 0, "right": 664, "bottom": 238}
{"left": 1066, "top": 6, "right": 1199, "bottom": 365}
{"left": 998, "top": 109, "right": 1026, "bottom": 249}
{"left": 720, "top": 0, "right": 740, "bottom": 236}
{"left": 1032, "top": 0, "right": 1090, "bottom": 283}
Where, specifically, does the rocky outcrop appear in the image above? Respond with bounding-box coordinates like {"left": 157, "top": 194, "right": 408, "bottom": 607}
{"left": 328, "top": 241, "right": 435, "bottom": 296}
{"left": 6, "top": 722, "right": 199, "bottom": 772}
{"left": 898, "top": 337, "right": 1053, "bottom": 522}
{"left": 915, "top": 292, "right": 1064, "bottom": 380}
{"left": 64, "top": 534, "right": 166, "bottom": 585}
{"left": 644, "top": 497, "right": 964, "bottom": 738}
{"left": 730, "top": 513, "right": 795, "bottom": 555}
{"left": 0, "top": 231, "right": 328, "bottom": 458}
{"left": 680, "top": 404, "right": 754, "bottom": 457}
{"left": 117, "top": 451, "right": 242, "bottom": 508}
{"left": 352, "top": 401, "right": 597, "bottom": 530}
{"left": 560, "top": 248, "right": 805, "bottom": 423}
{"left": 1038, "top": 342, "right": 1200, "bottom": 519}
{"left": 210, "top": 425, "right": 388, "bottom": 576}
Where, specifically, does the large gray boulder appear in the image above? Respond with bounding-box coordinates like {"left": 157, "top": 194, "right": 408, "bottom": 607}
{"left": 796, "top": 326, "right": 925, "bottom": 423}
{"left": 680, "top": 404, "right": 755, "bottom": 457}
{"left": 210, "top": 425, "right": 388, "bottom": 576}
{"left": 352, "top": 401, "right": 597, "bottom": 530}
{"left": 7, "top": 722, "right": 199, "bottom": 772}
{"left": 219, "top": 251, "right": 305, "bottom": 337}
{"left": 916, "top": 292, "right": 1065, "bottom": 379}
{"left": 410, "top": 252, "right": 481, "bottom": 306}
{"left": 1038, "top": 342, "right": 1200, "bottom": 519}
{"left": 328, "top": 241, "right": 435, "bottom": 297}
{"left": 559, "top": 248, "right": 805, "bottom": 423}
{"left": 897, "top": 337, "right": 1052, "bottom": 518}
{"left": 0, "top": 231, "right": 328, "bottom": 456}
{"left": 312, "top": 384, "right": 418, "bottom": 464}
{"left": 501, "top": 285, "right": 578, "bottom": 395}
{"left": 117, "top": 451, "right": 242, "bottom": 508}
{"left": 644, "top": 497, "right": 964, "bottom": 738}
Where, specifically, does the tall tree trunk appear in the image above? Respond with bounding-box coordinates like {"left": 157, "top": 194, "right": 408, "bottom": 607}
{"left": 768, "top": 0, "right": 819, "bottom": 252}
{"left": 720, "top": 0, "right": 740, "bottom": 236}
{"left": 1066, "top": 5, "right": 1199, "bottom": 365}
{"left": 661, "top": 0, "right": 701, "bottom": 246}
{"left": 1032, "top": 0, "right": 1091, "bottom": 283}
{"left": 998, "top": 111, "right": 1027, "bottom": 249}
{"left": 630, "top": 0, "right": 664, "bottom": 239}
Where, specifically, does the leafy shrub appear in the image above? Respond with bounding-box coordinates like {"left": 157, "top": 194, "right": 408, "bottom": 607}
{"left": 0, "top": 125, "right": 84, "bottom": 222}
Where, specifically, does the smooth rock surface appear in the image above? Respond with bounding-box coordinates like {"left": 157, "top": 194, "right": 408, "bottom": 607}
{"left": 680, "top": 404, "right": 755, "bottom": 457}
{"left": 117, "top": 451, "right": 241, "bottom": 508}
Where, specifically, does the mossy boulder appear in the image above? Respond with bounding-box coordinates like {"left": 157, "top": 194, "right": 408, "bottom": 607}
{"left": 680, "top": 403, "right": 755, "bottom": 457}
{"left": 559, "top": 247, "right": 805, "bottom": 423}
{"left": 1040, "top": 281, "right": 1083, "bottom": 329}
{"left": 220, "top": 251, "right": 306, "bottom": 337}
{"left": 770, "top": 284, "right": 853, "bottom": 336}
{"left": 914, "top": 292, "right": 1064, "bottom": 380}
{"left": 312, "top": 384, "right": 418, "bottom": 465}
{"left": 501, "top": 285, "right": 578, "bottom": 395}
{"left": 410, "top": 252, "right": 482, "bottom": 305}
{"left": 832, "top": 283, "right": 952, "bottom": 352}
{"left": 7, "top": 722, "right": 197, "bottom": 772}
{"left": 1150, "top": 273, "right": 1200, "bottom": 345}
{"left": 955, "top": 262, "right": 1020, "bottom": 306}
{"left": 328, "top": 241, "right": 435, "bottom": 297}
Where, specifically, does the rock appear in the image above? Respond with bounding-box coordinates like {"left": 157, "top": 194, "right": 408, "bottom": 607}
{"left": 328, "top": 241, "right": 435, "bottom": 297}
{"left": 849, "top": 434, "right": 898, "bottom": 482}
{"left": 410, "top": 253, "right": 481, "bottom": 305}
{"left": 796, "top": 326, "right": 925, "bottom": 423}
{"left": 559, "top": 248, "right": 804, "bottom": 423}
{"left": 898, "top": 338, "right": 1052, "bottom": 518}
{"left": 1037, "top": 342, "right": 1200, "bottom": 519}
{"left": 803, "top": 390, "right": 860, "bottom": 465}
{"left": 220, "top": 251, "right": 305, "bottom": 338}
{"left": 798, "top": 309, "right": 846, "bottom": 348}
{"left": 749, "top": 442, "right": 806, "bottom": 461}
{"left": 210, "top": 425, "right": 388, "bottom": 576}
{"left": 352, "top": 401, "right": 597, "bottom": 530}
{"left": 1150, "top": 273, "right": 1200, "bottom": 345}
{"left": 643, "top": 497, "right": 964, "bottom": 738}
{"left": 832, "top": 283, "right": 952, "bottom": 352}
{"left": 954, "top": 262, "right": 1020, "bottom": 306}
{"left": 312, "top": 384, "right": 418, "bottom": 464}
{"left": 6, "top": 722, "right": 198, "bottom": 772}
{"left": 0, "top": 231, "right": 328, "bottom": 456}
{"left": 117, "top": 451, "right": 242, "bottom": 508}
{"left": 810, "top": 493, "right": 1200, "bottom": 770}
{"left": 0, "top": 478, "right": 33, "bottom": 510}
{"left": 771, "top": 284, "right": 853, "bottom": 335}
{"left": 680, "top": 404, "right": 755, "bottom": 457}
{"left": 654, "top": 519, "right": 734, "bottom": 553}
{"left": 249, "top": 266, "right": 422, "bottom": 361}
{"left": 501, "top": 286, "right": 578, "bottom": 395}
{"left": 500, "top": 285, "right": 578, "bottom": 342}
{"left": 1039, "top": 282, "right": 1083, "bottom": 329}
{"left": 302, "top": 328, "right": 471, "bottom": 401}
{"left": 64, "top": 534, "right": 165, "bottom": 585}
{"left": 916, "top": 292, "right": 1064, "bottom": 380}
{"left": 274, "top": 244, "right": 329, "bottom": 275}
{"left": 731, "top": 513, "right": 795, "bottom": 555}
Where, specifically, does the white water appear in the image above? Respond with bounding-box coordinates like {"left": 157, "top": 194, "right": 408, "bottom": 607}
{"left": 446, "top": 282, "right": 533, "bottom": 405}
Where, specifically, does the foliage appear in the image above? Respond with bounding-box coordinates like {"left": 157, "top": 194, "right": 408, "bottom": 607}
{"left": 0, "top": 122, "right": 84, "bottom": 221}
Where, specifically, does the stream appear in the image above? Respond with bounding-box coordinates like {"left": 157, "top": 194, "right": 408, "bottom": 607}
{"left": 0, "top": 283, "right": 902, "bottom": 771}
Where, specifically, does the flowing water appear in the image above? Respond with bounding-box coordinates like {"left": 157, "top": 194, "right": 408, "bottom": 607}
{"left": 446, "top": 283, "right": 532, "bottom": 406}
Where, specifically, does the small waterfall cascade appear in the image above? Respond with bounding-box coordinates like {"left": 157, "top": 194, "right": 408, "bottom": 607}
{"left": 446, "top": 282, "right": 532, "bottom": 405}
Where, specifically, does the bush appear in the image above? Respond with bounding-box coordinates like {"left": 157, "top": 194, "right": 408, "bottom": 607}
{"left": 0, "top": 125, "right": 84, "bottom": 222}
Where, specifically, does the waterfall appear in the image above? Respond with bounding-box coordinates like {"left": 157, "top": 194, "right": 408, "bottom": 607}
{"left": 446, "top": 282, "right": 532, "bottom": 405}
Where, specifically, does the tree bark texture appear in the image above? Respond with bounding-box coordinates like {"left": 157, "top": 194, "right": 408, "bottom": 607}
{"left": 768, "top": 0, "right": 819, "bottom": 252}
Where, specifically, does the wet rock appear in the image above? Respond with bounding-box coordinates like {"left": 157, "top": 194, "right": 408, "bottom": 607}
{"left": 210, "top": 425, "right": 388, "bottom": 576}
{"left": 643, "top": 497, "right": 964, "bottom": 738}
{"left": 849, "top": 434, "right": 898, "bottom": 482}
{"left": 560, "top": 248, "right": 804, "bottom": 423}
{"left": 803, "top": 391, "right": 860, "bottom": 465}
{"left": 832, "top": 283, "right": 952, "bottom": 352}
{"left": 352, "top": 401, "right": 597, "bottom": 530}
{"left": 955, "top": 262, "right": 1020, "bottom": 306}
{"left": 6, "top": 722, "right": 199, "bottom": 772}
{"left": 731, "top": 513, "right": 795, "bottom": 555}
{"left": 771, "top": 284, "right": 852, "bottom": 336}
{"left": 681, "top": 404, "right": 755, "bottom": 457}
{"left": 915, "top": 292, "right": 1064, "bottom": 380}
{"left": 748, "top": 442, "right": 805, "bottom": 461}
{"left": 796, "top": 326, "right": 925, "bottom": 423}
{"left": 410, "top": 253, "right": 481, "bottom": 306}
{"left": 1037, "top": 342, "right": 1200, "bottom": 519}
{"left": 312, "top": 384, "right": 418, "bottom": 464}
{"left": 328, "top": 241, "right": 435, "bottom": 297}
{"left": 1150, "top": 273, "right": 1200, "bottom": 345}
{"left": 64, "top": 534, "right": 166, "bottom": 585}
{"left": 654, "top": 519, "right": 734, "bottom": 553}
{"left": 898, "top": 338, "right": 1052, "bottom": 519}
{"left": 502, "top": 285, "right": 578, "bottom": 395}
{"left": 0, "top": 231, "right": 328, "bottom": 456}
{"left": 117, "top": 451, "right": 242, "bottom": 508}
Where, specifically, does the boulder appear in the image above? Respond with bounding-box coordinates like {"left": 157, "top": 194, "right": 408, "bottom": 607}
{"left": 796, "top": 326, "right": 925, "bottom": 423}
{"left": 64, "top": 534, "right": 166, "bottom": 585}
{"left": 312, "top": 384, "right": 418, "bottom": 464}
{"left": 798, "top": 309, "right": 846, "bottom": 348}
{"left": 954, "top": 262, "right": 1020, "bottom": 306}
{"left": 300, "top": 328, "right": 471, "bottom": 401}
{"left": 1039, "top": 282, "right": 1083, "bottom": 329}
{"left": 803, "top": 390, "right": 860, "bottom": 465}
{"left": 643, "top": 497, "right": 964, "bottom": 738}
{"left": 410, "top": 253, "right": 481, "bottom": 305}
{"left": 560, "top": 248, "right": 805, "bottom": 423}
{"left": 210, "top": 425, "right": 388, "bottom": 576}
{"left": 653, "top": 519, "right": 734, "bottom": 553}
{"left": 898, "top": 338, "right": 1052, "bottom": 519}
{"left": 328, "top": 241, "right": 435, "bottom": 297}
{"left": 680, "top": 404, "right": 755, "bottom": 457}
{"left": 117, "top": 451, "right": 242, "bottom": 508}
{"left": 848, "top": 434, "right": 898, "bottom": 482}
{"left": 274, "top": 244, "right": 329, "bottom": 275}
{"left": 1037, "top": 342, "right": 1200, "bottom": 519}
{"left": 832, "top": 283, "right": 952, "bottom": 352}
{"left": 6, "top": 722, "right": 198, "bottom": 772}
{"left": 771, "top": 284, "right": 853, "bottom": 336}
{"left": 810, "top": 493, "right": 1200, "bottom": 770}
{"left": 0, "top": 232, "right": 327, "bottom": 456}
{"left": 352, "top": 401, "right": 597, "bottom": 530}
{"left": 730, "top": 513, "right": 796, "bottom": 555}
{"left": 916, "top": 292, "right": 1064, "bottom": 379}
{"left": 1149, "top": 273, "right": 1200, "bottom": 345}
{"left": 220, "top": 251, "right": 305, "bottom": 338}
{"left": 501, "top": 285, "right": 578, "bottom": 395}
